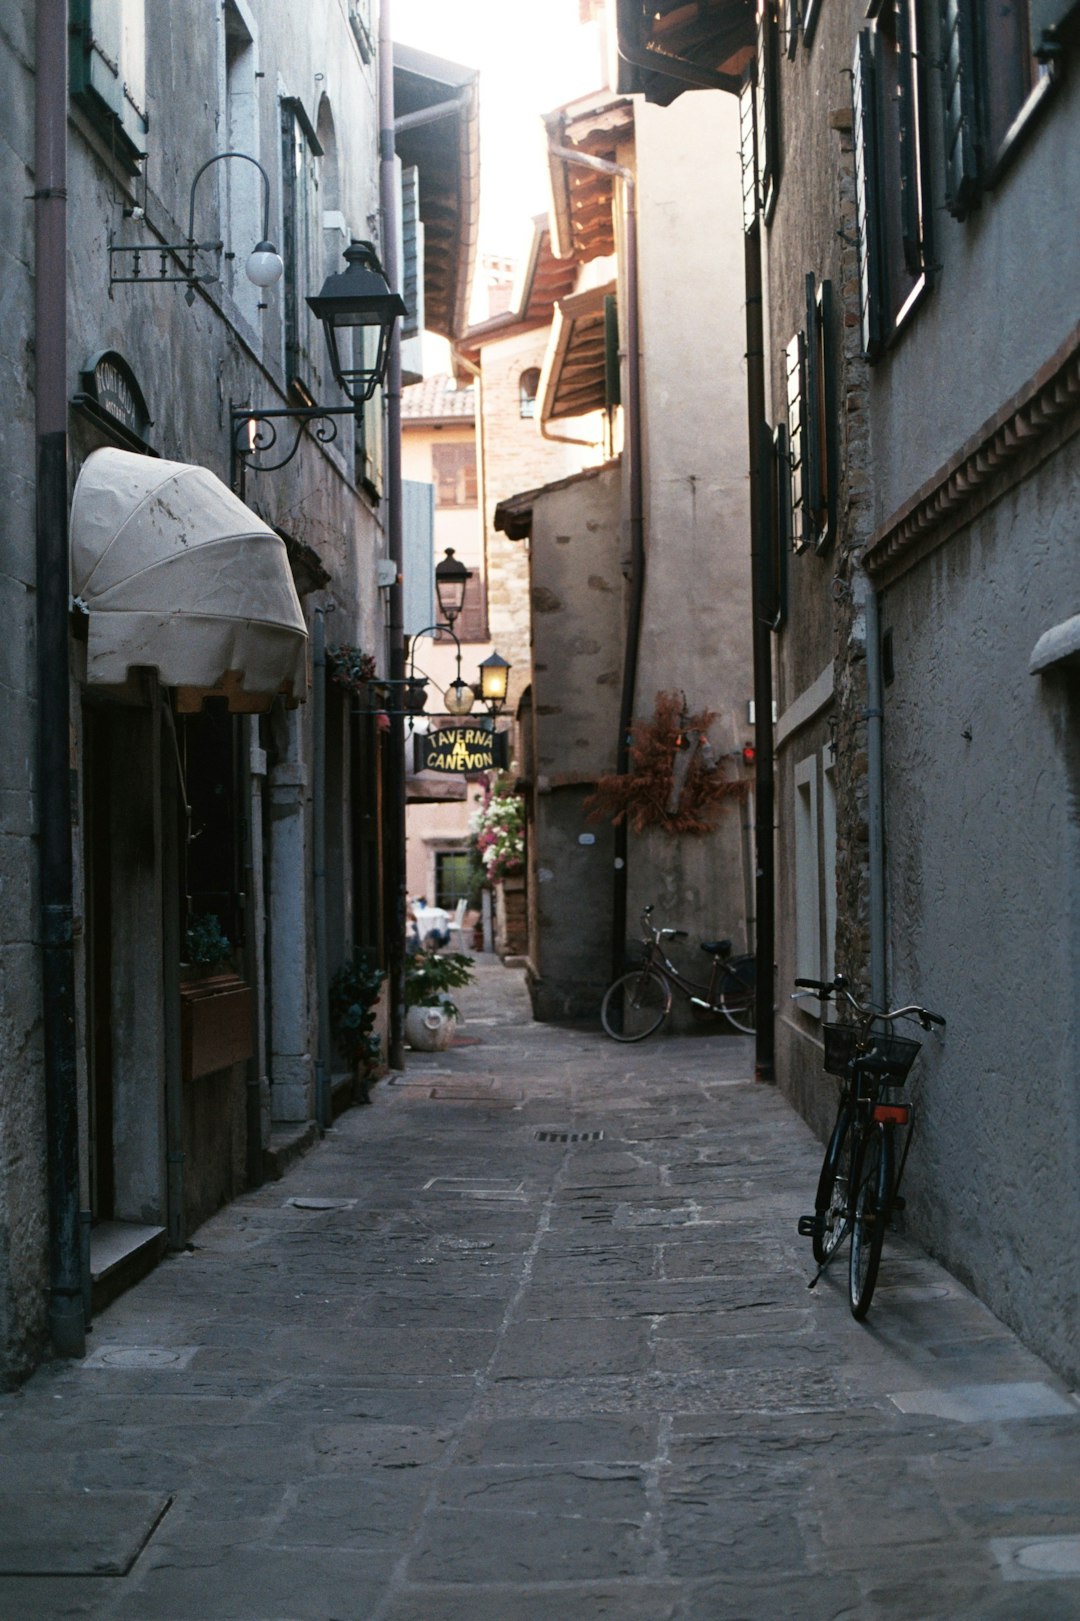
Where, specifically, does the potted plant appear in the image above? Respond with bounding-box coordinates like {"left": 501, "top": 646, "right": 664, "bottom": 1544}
{"left": 329, "top": 948, "right": 387, "bottom": 1100}
{"left": 404, "top": 949, "right": 474, "bottom": 1052}
{"left": 179, "top": 913, "right": 253, "bottom": 1081}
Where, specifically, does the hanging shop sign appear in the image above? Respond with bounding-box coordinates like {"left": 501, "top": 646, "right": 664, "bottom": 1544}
{"left": 74, "top": 350, "right": 155, "bottom": 451}
{"left": 414, "top": 724, "right": 508, "bottom": 775}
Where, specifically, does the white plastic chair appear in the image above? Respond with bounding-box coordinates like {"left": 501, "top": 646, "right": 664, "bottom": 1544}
{"left": 446, "top": 897, "right": 468, "bottom": 951}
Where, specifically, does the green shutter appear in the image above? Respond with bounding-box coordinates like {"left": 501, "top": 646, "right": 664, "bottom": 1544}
{"left": 896, "top": 0, "right": 923, "bottom": 276}
{"left": 803, "top": 275, "right": 822, "bottom": 540}
{"left": 769, "top": 422, "right": 789, "bottom": 631}
{"left": 69, "top": 0, "right": 147, "bottom": 168}
{"left": 852, "top": 31, "right": 884, "bottom": 361}
{"left": 940, "top": 0, "right": 980, "bottom": 220}
{"left": 401, "top": 166, "right": 424, "bottom": 341}
{"left": 817, "top": 280, "right": 837, "bottom": 551}
{"left": 604, "top": 295, "right": 621, "bottom": 411}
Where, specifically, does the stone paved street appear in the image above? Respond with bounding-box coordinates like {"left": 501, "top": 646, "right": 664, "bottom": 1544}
{"left": 2, "top": 962, "right": 1079, "bottom": 1619}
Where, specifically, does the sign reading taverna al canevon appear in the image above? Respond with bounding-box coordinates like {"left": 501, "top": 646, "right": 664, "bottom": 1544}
{"left": 414, "top": 724, "right": 509, "bottom": 775}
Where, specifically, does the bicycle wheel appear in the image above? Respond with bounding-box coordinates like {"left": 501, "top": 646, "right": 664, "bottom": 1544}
{"left": 812, "top": 1102, "right": 852, "bottom": 1265}
{"left": 600, "top": 968, "right": 670, "bottom": 1042}
{"left": 849, "top": 1125, "right": 892, "bottom": 1320}
{"left": 718, "top": 955, "right": 756, "bottom": 1035}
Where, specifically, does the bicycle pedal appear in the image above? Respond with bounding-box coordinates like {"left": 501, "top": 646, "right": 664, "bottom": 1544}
{"left": 797, "top": 1214, "right": 823, "bottom": 1239}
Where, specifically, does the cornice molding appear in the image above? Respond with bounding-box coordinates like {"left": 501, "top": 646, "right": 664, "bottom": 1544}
{"left": 864, "top": 320, "right": 1080, "bottom": 587}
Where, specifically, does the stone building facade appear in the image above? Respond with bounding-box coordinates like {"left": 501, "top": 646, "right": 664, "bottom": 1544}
{"left": 612, "top": 0, "right": 1080, "bottom": 1382}
{"left": 0, "top": 2, "right": 475, "bottom": 1383}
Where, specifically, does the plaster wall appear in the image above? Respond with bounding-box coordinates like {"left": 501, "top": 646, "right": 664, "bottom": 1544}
{"left": 881, "top": 459, "right": 1080, "bottom": 1382}
{"left": 625, "top": 94, "right": 754, "bottom": 951}
{"left": 528, "top": 464, "right": 623, "bottom": 1018}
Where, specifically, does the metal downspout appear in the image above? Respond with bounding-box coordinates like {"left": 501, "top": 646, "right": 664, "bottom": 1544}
{"left": 313, "top": 609, "right": 332, "bottom": 1128}
{"left": 744, "top": 226, "right": 776, "bottom": 1082}
{"left": 548, "top": 146, "right": 643, "bottom": 984}
{"left": 863, "top": 580, "right": 887, "bottom": 1010}
{"left": 381, "top": 2, "right": 407, "bottom": 1070}
{"left": 34, "top": 0, "right": 84, "bottom": 1357}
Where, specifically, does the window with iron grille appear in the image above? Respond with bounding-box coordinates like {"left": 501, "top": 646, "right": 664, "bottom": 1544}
{"left": 757, "top": 1, "right": 782, "bottom": 222}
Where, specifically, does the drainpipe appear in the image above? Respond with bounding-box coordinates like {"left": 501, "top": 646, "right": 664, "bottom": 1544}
{"left": 381, "top": 1, "right": 407, "bottom": 1069}
{"left": 549, "top": 146, "right": 643, "bottom": 985}
{"left": 744, "top": 224, "right": 776, "bottom": 1083}
{"left": 312, "top": 608, "right": 332, "bottom": 1128}
{"left": 862, "top": 577, "right": 886, "bottom": 1010}
{"left": 34, "top": 0, "right": 84, "bottom": 1357}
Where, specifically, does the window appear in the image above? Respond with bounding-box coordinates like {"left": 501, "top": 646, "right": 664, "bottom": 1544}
{"left": 941, "top": 0, "right": 1065, "bottom": 220}
{"left": 70, "top": 0, "right": 147, "bottom": 171}
{"left": 280, "top": 97, "right": 322, "bottom": 388}
{"left": 348, "top": 0, "right": 375, "bottom": 63}
{"left": 794, "top": 756, "right": 821, "bottom": 988}
{"left": 821, "top": 752, "right": 837, "bottom": 982}
{"left": 435, "top": 850, "right": 471, "bottom": 912}
{"left": 519, "top": 369, "right": 541, "bottom": 419}
{"left": 738, "top": 66, "right": 759, "bottom": 233}
{"left": 784, "top": 277, "right": 835, "bottom": 552}
{"left": 852, "top": 4, "right": 932, "bottom": 361}
{"left": 802, "top": 0, "right": 824, "bottom": 47}
{"left": 454, "top": 572, "right": 488, "bottom": 644}
{"left": 431, "top": 442, "right": 477, "bottom": 508}
{"left": 223, "top": 2, "right": 262, "bottom": 326}
{"left": 756, "top": 1, "right": 782, "bottom": 222}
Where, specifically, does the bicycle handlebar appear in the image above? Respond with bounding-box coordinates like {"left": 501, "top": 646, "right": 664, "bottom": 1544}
{"left": 792, "top": 975, "right": 946, "bottom": 1031}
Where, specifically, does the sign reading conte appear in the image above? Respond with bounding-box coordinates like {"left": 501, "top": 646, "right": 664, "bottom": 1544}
{"left": 415, "top": 724, "right": 509, "bottom": 775}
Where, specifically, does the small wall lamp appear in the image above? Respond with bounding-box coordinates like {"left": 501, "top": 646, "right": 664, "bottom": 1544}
{"left": 109, "top": 151, "right": 283, "bottom": 303}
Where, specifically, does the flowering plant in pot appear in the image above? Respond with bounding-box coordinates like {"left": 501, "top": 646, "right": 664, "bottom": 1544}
{"left": 403, "top": 949, "right": 474, "bottom": 1051}
{"left": 468, "top": 776, "right": 524, "bottom": 883}
{"left": 329, "top": 948, "right": 386, "bottom": 1096}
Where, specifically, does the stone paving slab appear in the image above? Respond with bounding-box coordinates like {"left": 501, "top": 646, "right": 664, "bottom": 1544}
{"left": 1, "top": 961, "right": 1078, "bottom": 1619}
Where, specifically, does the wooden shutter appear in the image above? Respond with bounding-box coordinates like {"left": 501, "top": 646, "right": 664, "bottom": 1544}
{"left": 401, "top": 166, "right": 424, "bottom": 342}
{"left": 896, "top": 0, "right": 924, "bottom": 277}
{"left": 940, "top": 0, "right": 981, "bottom": 220}
{"left": 852, "top": 31, "right": 884, "bottom": 361}
{"left": 604, "top": 296, "right": 621, "bottom": 410}
{"left": 454, "top": 574, "right": 489, "bottom": 644}
{"left": 401, "top": 479, "right": 435, "bottom": 636}
{"left": 769, "top": 423, "right": 789, "bottom": 631}
{"left": 803, "top": 275, "right": 823, "bottom": 543}
{"left": 70, "top": 0, "right": 147, "bottom": 167}
{"left": 784, "top": 0, "right": 799, "bottom": 58}
{"left": 739, "top": 68, "right": 759, "bottom": 234}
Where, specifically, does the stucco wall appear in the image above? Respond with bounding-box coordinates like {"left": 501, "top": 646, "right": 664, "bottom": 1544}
{"left": 625, "top": 93, "right": 754, "bottom": 957}
{"left": 881, "top": 457, "right": 1080, "bottom": 1383}
{"left": 528, "top": 464, "right": 623, "bottom": 1018}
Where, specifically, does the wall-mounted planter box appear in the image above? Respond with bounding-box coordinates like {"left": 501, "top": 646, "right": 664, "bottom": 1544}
{"left": 180, "top": 974, "right": 254, "bottom": 1081}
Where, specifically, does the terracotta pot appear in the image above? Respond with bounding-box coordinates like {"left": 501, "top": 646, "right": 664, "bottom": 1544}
{"left": 404, "top": 1004, "right": 457, "bottom": 1052}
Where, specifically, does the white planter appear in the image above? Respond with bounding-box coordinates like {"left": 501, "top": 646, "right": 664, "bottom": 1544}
{"left": 405, "top": 1004, "right": 457, "bottom": 1052}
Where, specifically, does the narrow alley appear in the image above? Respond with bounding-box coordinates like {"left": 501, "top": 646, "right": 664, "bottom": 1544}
{"left": 1, "top": 962, "right": 1078, "bottom": 1620}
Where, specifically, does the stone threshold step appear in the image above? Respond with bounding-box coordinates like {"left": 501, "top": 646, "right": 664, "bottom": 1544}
{"left": 90, "top": 1221, "right": 167, "bottom": 1314}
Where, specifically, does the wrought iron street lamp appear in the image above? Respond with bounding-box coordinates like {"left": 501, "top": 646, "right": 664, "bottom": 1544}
{"left": 434, "top": 548, "right": 470, "bottom": 627}
{"left": 477, "top": 651, "right": 511, "bottom": 717}
{"left": 230, "top": 239, "right": 404, "bottom": 482}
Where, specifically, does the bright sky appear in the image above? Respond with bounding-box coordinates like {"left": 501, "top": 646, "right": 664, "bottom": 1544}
{"left": 393, "top": 0, "right": 606, "bottom": 264}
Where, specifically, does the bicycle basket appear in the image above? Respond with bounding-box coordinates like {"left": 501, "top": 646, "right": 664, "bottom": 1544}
{"left": 822, "top": 1024, "right": 921, "bottom": 1084}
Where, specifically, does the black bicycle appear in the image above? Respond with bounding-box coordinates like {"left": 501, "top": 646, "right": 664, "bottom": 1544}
{"left": 600, "top": 905, "right": 756, "bottom": 1041}
{"left": 794, "top": 975, "right": 945, "bottom": 1319}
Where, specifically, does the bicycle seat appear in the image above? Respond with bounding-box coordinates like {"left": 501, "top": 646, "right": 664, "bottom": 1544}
{"left": 700, "top": 938, "right": 732, "bottom": 956}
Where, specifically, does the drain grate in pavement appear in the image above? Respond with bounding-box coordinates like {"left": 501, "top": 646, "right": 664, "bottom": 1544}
{"left": 422, "top": 1177, "right": 527, "bottom": 1202}
{"left": 535, "top": 1129, "right": 606, "bottom": 1143}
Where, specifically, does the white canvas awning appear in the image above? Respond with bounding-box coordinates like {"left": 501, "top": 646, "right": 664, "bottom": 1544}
{"left": 70, "top": 448, "right": 307, "bottom": 708}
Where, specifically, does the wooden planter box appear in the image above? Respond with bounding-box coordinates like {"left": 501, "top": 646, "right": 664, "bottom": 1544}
{"left": 180, "top": 973, "right": 254, "bottom": 1081}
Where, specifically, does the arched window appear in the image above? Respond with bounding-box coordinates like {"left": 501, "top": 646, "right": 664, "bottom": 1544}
{"left": 519, "top": 368, "right": 541, "bottom": 419}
